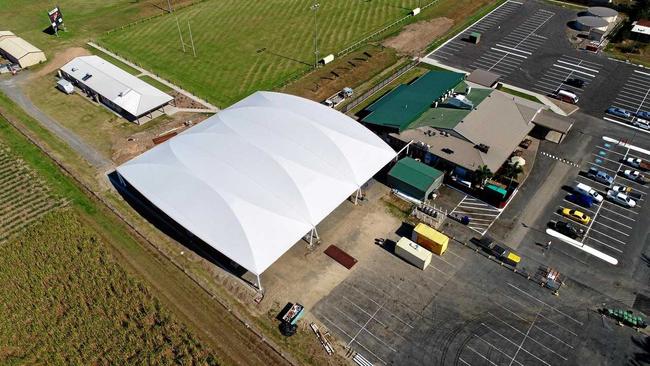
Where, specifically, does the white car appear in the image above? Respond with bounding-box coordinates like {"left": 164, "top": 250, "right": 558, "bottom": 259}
{"left": 575, "top": 182, "right": 603, "bottom": 203}
{"left": 625, "top": 157, "right": 642, "bottom": 168}
{"left": 634, "top": 117, "right": 650, "bottom": 130}
{"left": 607, "top": 190, "right": 636, "bottom": 208}
{"left": 623, "top": 169, "right": 646, "bottom": 183}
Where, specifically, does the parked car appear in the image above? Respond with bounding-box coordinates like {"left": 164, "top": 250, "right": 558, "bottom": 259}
{"left": 636, "top": 110, "right": 650, "bottom": 119}
{"left": 612, "top": 184, "right": 642, "bottom": 199}
{"left": 587, "top": 167, "right": 614, "bottom": 186}
{"left": 623, "top": 169, "right": 647, "bottom": 184}
{"left": 607, "top": 190, "right": 636, "bottom": 208}
{"left": 470, "top": 236, "right": 520, "bottom": 267}
{"left": 561, "top": 207, "right": 591, "bottom": 225}
{"left": 624, "top": 157, "right": 650, "bottom": 170}
{"left": 567, "top": 193, "right": 594, "bottom": 208}
{"left": 555, "top": 89, "right": 579, "bottom": 104}
{"left": 607, "top": 107, "right": 632, "bottom": 119}
{"left": 633, "top": 118, "right": 650, "bottom": 130}
{"left": 553, "top": 220, "right": 585, "bottom": 239}
{"left": 565, "top": 78, "right": 585, "bottom": 88}
{"left": 575, "top": 182, "right": 604, "bottom": 202}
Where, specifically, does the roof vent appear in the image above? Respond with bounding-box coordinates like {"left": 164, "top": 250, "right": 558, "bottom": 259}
{"left": 475, "top": 143, "right": 490, "bottom": 153}
{"left": 442, "top": 148, "right": 454, "bottom": 154}
{"left": 71, "top": 67, "right": 78, "bottom": 72}
{"left": 82, "top": 73, "right": 92, "bottom": 81}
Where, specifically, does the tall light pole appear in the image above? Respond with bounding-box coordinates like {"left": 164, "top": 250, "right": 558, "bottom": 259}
{"left": 311, "top": 2, "right": 320, "bottom": 68}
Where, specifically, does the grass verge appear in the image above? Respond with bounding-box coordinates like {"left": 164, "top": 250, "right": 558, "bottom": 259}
{"left": 497, "top": 85, "right": 544, "bottom": 104}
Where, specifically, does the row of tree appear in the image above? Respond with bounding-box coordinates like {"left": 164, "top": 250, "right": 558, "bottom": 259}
{"left": 473, "top": 162, "right": 523, "bottom": 190}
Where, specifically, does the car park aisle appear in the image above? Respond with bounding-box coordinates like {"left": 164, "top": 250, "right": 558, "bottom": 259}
{"left": 548, "top": 138, "right": 649, "bottom": 263}
{"left": 604, "top": 70, "right": 650, "bottom": 132}
{"left": 532, "top": 55, "right": 602, "bottom": 99}
{"left": 469, "top": 9, "right": 554, "bottom": 76}
{"left": 428, "top": 0, "right": 523, "bottom": 62}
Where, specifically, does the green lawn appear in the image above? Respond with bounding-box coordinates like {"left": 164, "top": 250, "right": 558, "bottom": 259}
{"left": 98, "top": 0, "right": 446, "bottom": 107}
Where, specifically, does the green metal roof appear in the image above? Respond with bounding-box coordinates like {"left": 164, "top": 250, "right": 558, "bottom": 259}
{"left": 408, "top": 87, "right": 493, "bottom": 130}
{"left": 388, "top": 157, "right": 444, "bottom": 193}
{"left": 362, "top": 71, "right": 465, "bottom": 131}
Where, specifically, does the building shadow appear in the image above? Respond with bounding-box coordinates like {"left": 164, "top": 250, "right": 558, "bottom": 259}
{"left": 107, "top": 171, "right": 248, "bottom": 278}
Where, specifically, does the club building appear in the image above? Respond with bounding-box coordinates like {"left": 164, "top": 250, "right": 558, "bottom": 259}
{"left": 60, "top": 55, "right": 173, "bottom": 124}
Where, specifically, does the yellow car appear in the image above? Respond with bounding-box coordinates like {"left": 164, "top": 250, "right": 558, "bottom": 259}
{"left": 561, "top": 208, "right": 591, "bottom": 225}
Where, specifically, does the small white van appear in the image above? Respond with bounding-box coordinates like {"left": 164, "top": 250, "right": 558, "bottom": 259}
{"left": 556, "top": 89, "right": 579, "bottom": 104}
{"left": 575, "top": 182, "right": 603, "bottom": 202}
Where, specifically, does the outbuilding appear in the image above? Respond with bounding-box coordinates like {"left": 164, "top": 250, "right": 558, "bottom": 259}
{"left": 0, "top": 31, "right": 46, "bottom": 68}
{"left": 60, "top": 55, "right": 173, "bottom": 124}
{"left": 387, "top": 157, "right": 444, "bottom": 201}
{"left": 632, "top": 20, "right": 650, "bottom": 42}
{"left": 56, "top": 78, "right": 74, "bottom": 94}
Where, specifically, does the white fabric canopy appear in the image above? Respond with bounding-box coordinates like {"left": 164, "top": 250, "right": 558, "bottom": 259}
{"left": 117, "top": 91, "right": 396, "bottom": 275}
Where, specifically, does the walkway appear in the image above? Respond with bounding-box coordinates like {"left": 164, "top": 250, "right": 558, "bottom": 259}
{"left": 0, "top": 74, "right": 111, "bottom": 170}
{"left": 87, "top": 42, "right": 219, "bottom": 113}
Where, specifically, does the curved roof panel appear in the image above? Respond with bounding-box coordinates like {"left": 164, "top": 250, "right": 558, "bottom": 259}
{"left": 117, "top": 91, "right": 396, "bottom": 275}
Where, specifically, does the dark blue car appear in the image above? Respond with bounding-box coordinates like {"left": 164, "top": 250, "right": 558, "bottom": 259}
{"left": 636, "top": 110, "right": 650, "bottom": 119}
{"left": 567, "top": 192, "right": 594, "bottom": 209}
{"left": 607, "top": 107, "right": 632, "bottom": 119}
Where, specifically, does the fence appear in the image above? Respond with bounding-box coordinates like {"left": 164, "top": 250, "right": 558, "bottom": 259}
{"left": 341, "top": 60, "right": 418, "bottom": 114}
{"left": 336, "top": 0, "right": 442, "bottom": 58}
{"left": 103, "top": 0, "right": 208, "bottom": 35}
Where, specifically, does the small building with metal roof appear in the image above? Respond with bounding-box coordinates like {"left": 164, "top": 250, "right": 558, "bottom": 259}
{"left": 632, "top": 20, "right": 650, "bottom": 42}
{"left": 0, "top": 31, "right": 46, "bottom": 68}
{"left": 60, "top": 55, "right": 173, "bottom": 124}
{"left": 387, "top": 157, "right": 444, "bottom": 200}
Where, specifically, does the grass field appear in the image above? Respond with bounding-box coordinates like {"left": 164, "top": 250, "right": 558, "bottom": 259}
{"left": 0, "top": 211, "right": 219, "bottom": 365}
{"left": 98, "top": 0, "right": 435, "bottom": 107}
{"left": 0, "top": 0, "right": 197, "bottom": 54}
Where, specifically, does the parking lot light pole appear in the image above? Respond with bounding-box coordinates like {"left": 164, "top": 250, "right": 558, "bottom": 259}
{"left": 311, "top": 2, "right": 320, "bottom": 68}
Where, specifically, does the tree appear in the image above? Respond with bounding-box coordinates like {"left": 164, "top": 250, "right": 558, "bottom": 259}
{"left": 473, "top": 165, "right": 493, "bottom": 188}
{"left": 502, "top": 162, "right": 523, "bottom": 190}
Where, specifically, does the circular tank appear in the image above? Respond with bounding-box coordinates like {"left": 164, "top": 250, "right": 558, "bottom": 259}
{"left": 576, "top": 15, "right": 609, "bottom": 31}
{"left": 587, "top": 6, "right": 618, "bottom": 24}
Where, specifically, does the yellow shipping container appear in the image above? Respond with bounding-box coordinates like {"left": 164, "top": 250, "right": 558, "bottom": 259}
{"left": 411, "top": 223, "right": 448, "bottom": 255}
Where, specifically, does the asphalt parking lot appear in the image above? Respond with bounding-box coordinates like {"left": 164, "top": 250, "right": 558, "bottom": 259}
{"left": 546, "top": 138, "right": 649, "bottom": 263}
{"left": 313, "top": 234, "right": 639, "bottom": 365}
{"left": 425, "top": 0, "right": 649, "bottom": 119}
{"left": 603, "top": 69, "right": 650, "bottom": 131}
{"left": 450, "top": 195, "right": 503, "bottom": 236}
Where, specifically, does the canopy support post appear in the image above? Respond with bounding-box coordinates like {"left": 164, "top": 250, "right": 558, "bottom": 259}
{"left": 256, "top": 274, "right": 263, "bottom": 292}
{"left": 309, "top": 228, "right": 314, "bottom": 247}
{"left": 313, "top": 227, "right": 319, "bottom": 240}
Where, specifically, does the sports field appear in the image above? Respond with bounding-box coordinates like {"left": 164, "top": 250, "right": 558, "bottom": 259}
{"left": 98, "top": 0, "right": 428, "bottom": 107}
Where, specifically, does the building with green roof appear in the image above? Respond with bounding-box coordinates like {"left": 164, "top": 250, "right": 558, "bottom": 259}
{"left": 362, "top": 71, "right": 465, "bottom": 131}
{"left": 387, "top": 157, "right": 444, "bottom": 201}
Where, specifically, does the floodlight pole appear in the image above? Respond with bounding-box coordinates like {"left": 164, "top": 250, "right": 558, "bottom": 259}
{"left": 188, "top": 20, "right": 196, "bottom": 57}
{"left": 311, "top": 2, "right": 320, "bottom": 68}
{"left": 166, "top": 0, "right": 173, "bottom": 13}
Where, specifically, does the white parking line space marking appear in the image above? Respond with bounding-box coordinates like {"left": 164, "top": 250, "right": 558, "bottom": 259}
{"left": 426, "top": 1, "right": 522, "bottom": 61}
{"left": 534, "top": 55, "right": 603, "bottom": 98}
{"left": 555, "top": 59, "right": 600, "bottom": 73}
{"left": 506, "top": 283, "right": 584, "bottom": 325}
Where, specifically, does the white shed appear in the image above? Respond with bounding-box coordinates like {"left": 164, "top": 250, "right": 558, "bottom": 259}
{"left": 56, "top": 78, "right": 74, "bottom": 94}
{"left": 0, "top": 31, "right": 46, "bottom": 68}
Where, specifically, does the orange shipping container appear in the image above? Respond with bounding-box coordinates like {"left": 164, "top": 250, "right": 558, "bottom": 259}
{"left": 411, "top": 223, "right": 448, "bottom": 255}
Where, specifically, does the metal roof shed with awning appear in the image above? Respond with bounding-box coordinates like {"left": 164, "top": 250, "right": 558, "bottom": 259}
{"left": 116, "top": 91, "right": 396, "bottom": 290}
{"left": 387, "top": 157, "right": 444, "bottom": 201}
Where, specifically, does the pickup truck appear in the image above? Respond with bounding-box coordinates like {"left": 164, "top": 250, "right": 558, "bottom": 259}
{"left": 587, "top": 167, "right": 614, "bottom": 185}
{"left": 624, "top": 157, "right": 650, "bottom": 171}
{"left": 622, "top": 169, "right": 647, "bottom": 184}
{"left": 551, "top": 220, "right": 584, "bottom": 239}
{"left": 471, "top": 236, "right": 521, "bottom": 267}
{"left": 322, "top": 87, "right": 353, "bottom": 108}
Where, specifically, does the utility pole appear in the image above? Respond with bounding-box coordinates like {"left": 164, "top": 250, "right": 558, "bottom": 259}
{"left": 311, "top": 2, "right": 320, "bottom": 68}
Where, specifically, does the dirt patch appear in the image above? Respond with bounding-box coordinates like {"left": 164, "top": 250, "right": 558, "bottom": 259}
{"left": 281, "top": 45, "right": 399, "bottom": 103}
{"left": 111, "top": 112, "right": 210, "bottom": 164}
{"left": 383, "top": 17, "right": 454, "bottom": 56}
{"left": 169, "top": 90, "right": 209, "bottom": 109}
{"left": 33, "top": 47, "right": 91, "bottom": 78}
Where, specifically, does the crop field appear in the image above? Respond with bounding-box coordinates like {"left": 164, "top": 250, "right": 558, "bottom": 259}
{"left": 0, "top": 144, "right": 66, "bottom": 242}
{"left": 0, "top": 211, "right": 219, "bottom": 365}
{"left": 98, "top": 0, "right": 432, "bottom": 107}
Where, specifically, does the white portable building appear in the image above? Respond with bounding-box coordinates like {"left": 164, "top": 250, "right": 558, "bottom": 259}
{"left": 395, "top": 237, "right": 432, "bottom": 270}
